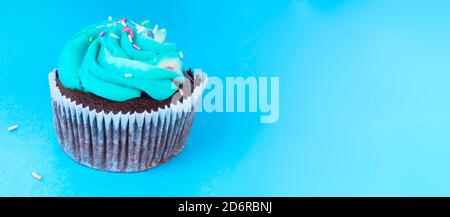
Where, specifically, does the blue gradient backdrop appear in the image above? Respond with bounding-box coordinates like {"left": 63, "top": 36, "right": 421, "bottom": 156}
{"left": 2, "top": 0, "right": 450, "bottom": 196}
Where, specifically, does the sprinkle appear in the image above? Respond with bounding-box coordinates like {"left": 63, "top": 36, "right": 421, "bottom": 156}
{"left": 108, "top": 16, "right": 113, "bottom": 21}
{"left": 99, "top": 31, "right": 105, "bottom": 36}
{"left": 132, "top": 44, "right": 141, "bottom": 50}
{"left": 121, "top": 26, "right": 130, "bottom": 32}
{"left": 106, "top": 23, "right": 114, "bottom": 27}
{"left": 124, "top": 73, "right": 133, "bottom": 78}
{"left": 153, "top": 24, "right": 159, "bottom": 33}
{"left": 128, "top": 34, "right": 133, "bottom": 43}
{"left": 147, "top": 30, "right": 154, "bottom": 38}
{"left": 137, "top": 26, "right": 145, "bottom": 34}
{"left": 166, "top": 66, "right": 175, "bottom": 70}
{"left": 122, "top": 17, "right": 127, "bottom": 23}
{"left": 121, "top": 21, "right": 126, "bottom": 27}
{"left": 122, "top": 26, "right": 135, "bottom": 38}
{"left": 179, "top": 51, "right": 184, "bottom": 58}
{"left": 109, "top": 33, "right": 120, "bottom": 39}
{"left": 141, "top": 20, "right": 150, "bottom": 26}
{"left": 96, "top": 25, "right": 105, "bottom": 29}
{"left": 89, "top": 36, "right": 93, "bottom": 43}
{"left": 160, "top": 28, "right": 166, "bottom": 32}
{"left": 8, "top": 125, "right": 18, "bottom": 131}
{"left": 32, "top": 172, "right": 42, "bottom": 181}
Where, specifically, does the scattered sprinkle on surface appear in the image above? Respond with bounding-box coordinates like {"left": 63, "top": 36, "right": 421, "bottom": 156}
{"left": 179, "top": 51, "right": 184, "bottom": 58}
{"left": 124, "top": 73, "right": 133, "bottom": 78}
{"left": 153, "top": 24, "right": 159, "bottom": 33}
{"left": 32, "top": 172, "right": 42, "bottom": 181}
{"left": 8, "top": 125, "right": 18, "bottom": 131}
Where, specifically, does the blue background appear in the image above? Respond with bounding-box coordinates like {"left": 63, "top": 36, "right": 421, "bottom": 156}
{"left": 2, "top": 0, "right": 450, "bottom": 196}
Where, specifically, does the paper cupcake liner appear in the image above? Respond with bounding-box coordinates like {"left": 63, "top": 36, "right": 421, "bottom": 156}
{"left": 48, "top": 70, "right": 207, "bottom": 172}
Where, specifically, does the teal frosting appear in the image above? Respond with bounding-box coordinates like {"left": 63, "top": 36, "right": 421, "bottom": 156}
{"left": 58, "top": 18, "right": 185, "bottom": 102}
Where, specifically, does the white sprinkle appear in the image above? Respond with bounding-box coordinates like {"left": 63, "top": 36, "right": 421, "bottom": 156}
{"left": 121, "top": 21, "right": 126, "bottom": 27}
{"left": 8, "top": 125, "right": 18, "bottom": 131}
{"left": 106, "top": 23, "right": 114, "bottom": 27}
{"left": 128, "top": 34, "right": 133, "bottom": 43}
{"left": 160, "top": 28, "right": 166, "bottom": 32}
{"left": 153, "top": 24, "right": 159, "bottom": 34}
{"left": 32, "top": 172, "right": 42, "bottom": 181}
{"left": 96, "top": 25, "right": 105, "bottom": 29}
{"left": 137, "top": 26, "right": 145, "bottom": 34}
{"left": 179, "top": 51, "right": 184, "bottom": 58}
{"left": 109, "top": 33, "right": 120, "bottom": 39}
{"left": 124, "top": 73, "right": 133, "bottom": 78}
{"left": 108, "top": 16, "right": 113, "bottom": 21}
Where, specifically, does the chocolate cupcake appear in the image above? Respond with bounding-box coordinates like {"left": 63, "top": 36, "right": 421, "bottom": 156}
{"left": 49, "top": 17, "right": 207, "bottom": 172}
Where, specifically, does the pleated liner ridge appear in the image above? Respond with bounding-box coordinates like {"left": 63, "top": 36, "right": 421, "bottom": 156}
{"left": 48, "top": 70, "right": 207, "bottom": 172}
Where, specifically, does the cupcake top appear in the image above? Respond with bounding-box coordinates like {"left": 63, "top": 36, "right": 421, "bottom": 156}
{"left": 58, "top": 17, "right": 185, "bottom": 102}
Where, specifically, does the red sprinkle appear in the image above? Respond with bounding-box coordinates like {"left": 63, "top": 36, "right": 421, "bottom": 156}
{"left": 99, "top": 31, "right": 105, "bottom": 36}
{"left": 166, "top": 66, "right": 175, "bottom": 70}
{"left": 122, "top": 26, "right": 135, "bottom": 39}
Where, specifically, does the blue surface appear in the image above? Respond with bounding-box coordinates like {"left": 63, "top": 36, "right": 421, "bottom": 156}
{"left": 2, "top": 0, "right": 450, "bottom": 196}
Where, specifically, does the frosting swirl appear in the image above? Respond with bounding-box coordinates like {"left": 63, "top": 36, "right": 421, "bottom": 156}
{"left": 58, "top": 18, "right": 185, "bottom": 102}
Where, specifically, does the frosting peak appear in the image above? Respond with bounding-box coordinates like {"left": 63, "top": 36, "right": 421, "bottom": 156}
{"left": 58, "top": 18, "right": 185, "bottom": 102}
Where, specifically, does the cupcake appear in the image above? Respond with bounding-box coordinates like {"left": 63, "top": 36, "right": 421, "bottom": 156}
{"left": 49, "top": 17, "right": 207, "bottom": 172}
